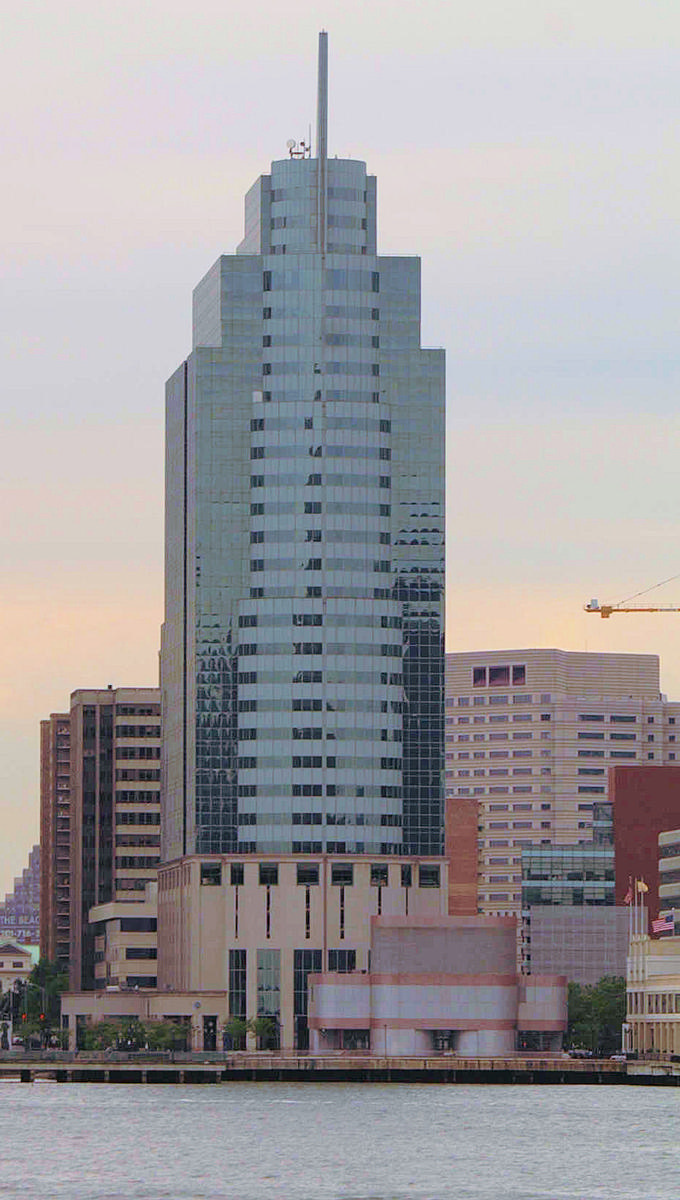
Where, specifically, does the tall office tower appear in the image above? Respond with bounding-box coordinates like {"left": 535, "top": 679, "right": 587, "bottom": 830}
{"left": 162, "top": 34, "right": 445, "bottom": 861}
{"left": 0, "top": 845, "right": 40, "bottom": 944}
{"left": 40, "top": 713, "right": 71, "bottom": 968}
{"left": 69, "top": 687, "right": 161, "bottom": 989}
{"left": 445, "top": 649, "right": 680, "bottom": 920}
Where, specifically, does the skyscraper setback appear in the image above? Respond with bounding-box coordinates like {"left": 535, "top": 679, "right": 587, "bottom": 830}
{"left": 161, "top": 35, "right": 445, "bottom": 861}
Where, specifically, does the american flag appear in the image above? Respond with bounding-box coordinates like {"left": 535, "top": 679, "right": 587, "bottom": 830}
{"left": 652, "top": 913, "right": 674, "bottom": 934}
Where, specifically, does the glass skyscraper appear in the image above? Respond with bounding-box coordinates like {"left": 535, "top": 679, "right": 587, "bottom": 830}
{"left": 161, "top": 35, "right": 445, "bottom": 861}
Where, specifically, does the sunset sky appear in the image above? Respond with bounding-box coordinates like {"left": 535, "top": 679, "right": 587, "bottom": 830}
{"left": 2, "top": 0, "right": 680, "bottom": 896}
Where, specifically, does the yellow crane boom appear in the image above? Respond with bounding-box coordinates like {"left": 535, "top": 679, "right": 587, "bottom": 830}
{"left": 585, "top": 600, "right": 680, "bottom": 619}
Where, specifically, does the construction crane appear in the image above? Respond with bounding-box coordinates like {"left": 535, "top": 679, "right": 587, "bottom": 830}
{"left": 585, "top": 600, "right": 680, "bottom": 619}
{"left": 585, "top": 573, "right": 680, "bottom": 618}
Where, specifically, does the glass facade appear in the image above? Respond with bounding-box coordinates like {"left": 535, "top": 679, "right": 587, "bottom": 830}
{"left": 293, "top": 948, "right": 323, "bottom": 1050}
{"left": 522, "top": 846, "right": 616, "bottom": 908}
{"left": 256, "top": 949, "right": 281, "bottom": 1019}
{"left": 162, "top": 114, "right": 444, "bottom": 859}
{"left": 228, "top": 948, "right": 247, "bottom": 1018}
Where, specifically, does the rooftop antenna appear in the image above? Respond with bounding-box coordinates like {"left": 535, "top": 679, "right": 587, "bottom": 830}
{"left": 316, "top": 30, "right": 328, "bottom": 255}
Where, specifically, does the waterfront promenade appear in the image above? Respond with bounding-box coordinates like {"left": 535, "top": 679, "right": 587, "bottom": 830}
{"left": 0, "top": 1051, "right": 644, "bottom": 1084}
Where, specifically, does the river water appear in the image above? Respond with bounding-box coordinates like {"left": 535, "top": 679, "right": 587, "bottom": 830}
{"left": 0, "top": 1081, "right": 677, "bottom": 1199}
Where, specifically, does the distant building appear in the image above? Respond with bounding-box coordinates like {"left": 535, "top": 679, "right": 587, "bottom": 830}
{"left": 69, "top": 687, "right": 161, "bottom": 991}
{"left": 445, "top": 649, "right": 680, "bottom": 921}
{"left": 40, "top": 713, "right": 71, "bottom": 968}
{"left": 0, "top": 846, "right": 40, "bottom": 945}
{"left": 0, "top": 940, "right": 35, "bottom": 996}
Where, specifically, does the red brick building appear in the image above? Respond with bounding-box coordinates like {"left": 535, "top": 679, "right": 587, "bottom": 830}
{"left": 611, "top": 765, "right": 680, "bottom": 930}
{"left": 445, "top": 796, "right": 478, "bottom": 917}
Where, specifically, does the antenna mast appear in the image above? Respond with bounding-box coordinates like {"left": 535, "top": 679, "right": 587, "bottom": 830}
{"left": 316, "top": 31, "right": 328, "bottom": 255}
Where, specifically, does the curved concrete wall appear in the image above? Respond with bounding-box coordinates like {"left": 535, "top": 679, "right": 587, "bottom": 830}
{"left": 308, "top": 916, "right": 567, "bottom": 1055}
{"left": 457, "top": 1029, "right": 515, "bottom": 1056}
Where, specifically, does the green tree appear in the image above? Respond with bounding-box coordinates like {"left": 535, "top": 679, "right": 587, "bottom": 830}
{"left": 143, "top": 1020, "right": 189, "bottom": 1051}
{"left": 567, "top": 975, "right": 626, "bottom": 1055}
{"left": 116, "top": 1018, "right": 147, "bottom": 1050}
{"left": 223, "top": 1017, "right": 249, "bottom": 1050}
{"left": 79, "top": 1017, "right": 188, "bottom": 1052}
{"left": 7, "top": 960, "right": 70, "bottom": 1045}
{"left": 79, "top": 1021, "right": 125, "bottom": 1051}
{"left": 250, "top": 1016, "right": 278, "bottom": 1050}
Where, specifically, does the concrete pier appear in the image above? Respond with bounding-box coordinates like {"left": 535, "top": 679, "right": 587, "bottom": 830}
{"left": 0, "top": 1053, "right": 635, "bottom": 1085}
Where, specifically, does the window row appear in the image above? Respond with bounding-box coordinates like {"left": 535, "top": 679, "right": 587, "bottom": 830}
{"left": 454, "top": 714, "right": 538, "bottom": 724}
{"left": 237, "top": 642, "right": 401, "bottom": 658}
{"left": 237, "top": 726, "right": 402, "bottom": 741}
{"left": 115, "top": 725, "right": 161, "bottom": 738}
{"left": 249, "top": 558, "right": 392, "bottom": 573}
{"left": 199, "top": 862, "right": 440, "bottom": 888}
{"left": 250, "top": 473, "right": 391, "bottom": 489}
{"left": 250, "top": 501, "right": 391, "bottom": 516}
{"left": 236, "top": 755, "right": 403, "bottom": 770}
{"left": 451, "top": 694, "right": 543, "bottom": 707}
{"left": 249, "top": 532, "right": 391, "bottom": 546}
{"left": 472, "top": 665, "right": 526, "bottom": 688}
{"left": 250, "top": 417, "right": 390, "bottom": 433}
{"left": 250, "top": 445, "right": 389, "bottom": 460}
{"left": 236, "top": 670, "right": 403, "bottom": 685}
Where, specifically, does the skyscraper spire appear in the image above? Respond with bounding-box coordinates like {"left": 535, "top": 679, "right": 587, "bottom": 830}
{"left": 316, "top": 30, "right": 328, "bottom": 255}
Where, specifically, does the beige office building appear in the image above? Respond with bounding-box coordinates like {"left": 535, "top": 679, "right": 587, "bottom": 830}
{"left": 625, "top": 829, "right": 680, "bottom": 1057}
{"left": 446, "top": 650, "right": 680, "bottom": 920}
{"left": 63, "top": 860, "right": 571, "bottom": 1057}
{"left": 157, "top": 852, "right": 447, "bottom": 1050}
{"left": 626, "top": 933, "right": 680, "bottom": 1057}
{"left": 91, "top": 884, "right": 158, "bottom": 991}
{"left": 65, "top": 852, "right": 447, "bottom": 1051}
